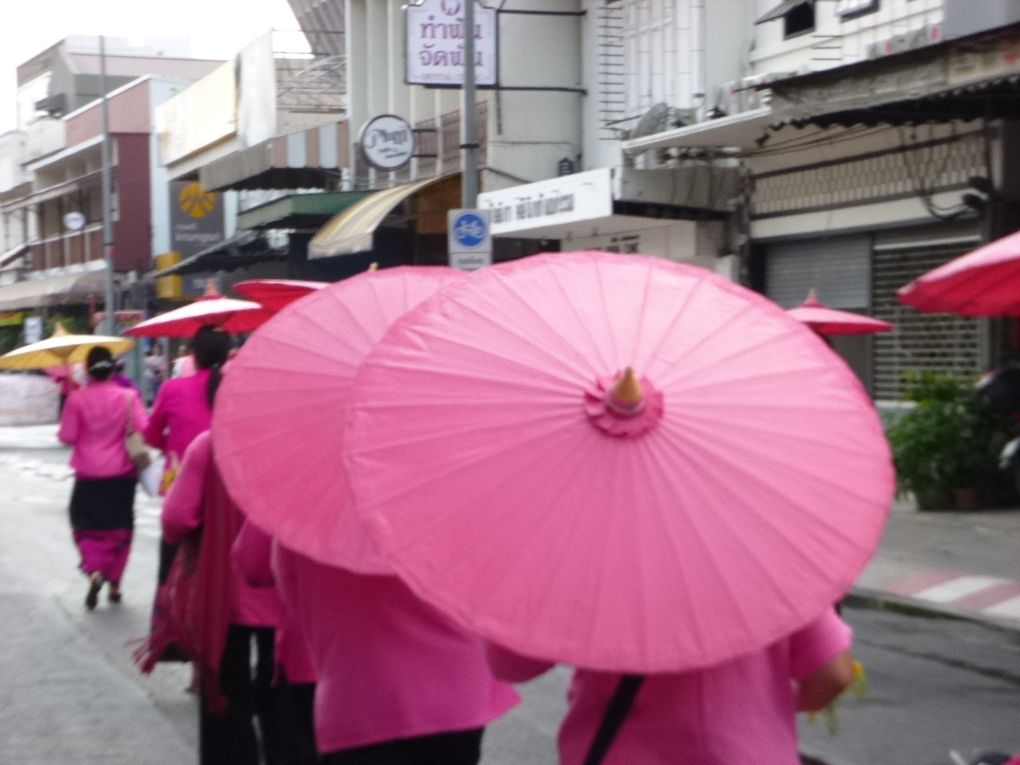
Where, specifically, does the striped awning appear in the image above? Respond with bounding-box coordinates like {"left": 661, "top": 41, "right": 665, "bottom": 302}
{"left": 308, "top": 175, "right": 455, "bottom": 259}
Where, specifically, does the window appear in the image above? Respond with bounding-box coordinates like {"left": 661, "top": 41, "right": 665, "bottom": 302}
{"left": 784, "top": 2, "right": 815, "bottom": 37}
{"left": 837, "top": 0, "right": 880, "bottom": 20}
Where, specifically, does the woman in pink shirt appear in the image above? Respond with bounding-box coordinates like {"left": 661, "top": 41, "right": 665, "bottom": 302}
{"left": 234, "top": 522, "right": 317, "bottom": 765}
{"left": 161, "top": 427, "right": 282, "bottom": 765}
{"left": 486, "top": 607, "right": 855, "bottom": 765}
{"left": 271, "top": 546, "right": 520, "bottom": 764}
{"left": 58, "top": 345, "right": 148, "bottom": 609}
{"left": 143, "top": 327, "right": 230, "bottom": 670}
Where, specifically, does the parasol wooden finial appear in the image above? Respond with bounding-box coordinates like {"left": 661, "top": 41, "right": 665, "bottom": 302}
{"left": 612, "top": 367, "right": 643, "bottom": 408}
{"left": 203, "top": 279, "right": 221, "bottom": 298}
{"left": 804, "top": 288, "right": 821, "bottom": 306}
{"left": 368, "top": 262, "right": 379, "bottom": 272}
{"left": 51, "top": 321, "right": 70, "bottom": 338}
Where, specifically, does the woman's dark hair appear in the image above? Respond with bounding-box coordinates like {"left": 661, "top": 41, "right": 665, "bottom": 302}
{"left": 85, "top": 346, "right": 115, "bottom": 382}
{"left": 192, "top": 326, "right": 231, "bottom": 406}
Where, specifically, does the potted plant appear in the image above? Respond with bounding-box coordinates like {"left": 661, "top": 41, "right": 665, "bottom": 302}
{"left": 886, "top": 371, "right": 1010, "bottom": 510}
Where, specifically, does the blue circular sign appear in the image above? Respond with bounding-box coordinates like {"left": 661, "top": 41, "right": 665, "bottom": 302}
{"left": 452, "top": 212, "right": 488, "bottom": 249}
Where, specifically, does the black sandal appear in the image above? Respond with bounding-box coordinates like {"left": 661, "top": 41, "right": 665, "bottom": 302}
{"left": 108, "top": 582, "right": 122, "bottom": 604}
{"left": 85, "top": 573, "right": 104, "bottom": 610}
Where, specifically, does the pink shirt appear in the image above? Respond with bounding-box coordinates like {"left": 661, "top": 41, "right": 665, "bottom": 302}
{"left": 273, "top": 547, "right": 519, "bottom": 754}
{"left": 162, "top": 431, "right": 279, "bottom": 628}
{"left": 58, "top": 380, "right": 148, "bottom": 478}
{"left": 143, "top": 369, "right": 213, "bottom": 465}
{"left": 487, "top": 609, "right": 852, "bottom": 765}
{"left": 232, "top": 522, "right": 317, "bottom": 684}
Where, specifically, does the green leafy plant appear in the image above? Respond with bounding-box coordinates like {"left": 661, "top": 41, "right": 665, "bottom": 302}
{"left": 886, "top": 371, "right": 1010, "bottom": 510}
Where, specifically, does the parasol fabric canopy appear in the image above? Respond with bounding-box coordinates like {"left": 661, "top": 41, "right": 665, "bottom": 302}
{"left": 212, "top": 266, "right": 466, "bottom": 574}
{"left": 344, "top": 252, "right": 894, "bottom": 673}
{"left": 0, "top": 322, "right": 133, "bottom": 370}
{"left": 231, "top": 279, "right": 327, "bottom": 313}
{"left": 787, "top": 290, "right": 893, "bottom": 335}
{"left": 125, "top": 297, "right": 270, "bottom": 337}
{"left": 897, "top": 229, "right": 1020, "bottom": 316}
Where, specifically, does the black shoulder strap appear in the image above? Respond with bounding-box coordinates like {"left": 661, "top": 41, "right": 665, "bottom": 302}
{"left": 582, "top": 673, "right": 645, "bottom": 765}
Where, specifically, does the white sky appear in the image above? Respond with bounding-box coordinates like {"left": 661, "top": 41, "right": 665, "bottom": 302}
{"left": 0, "top": 0, "right": 301, "bottom": 134}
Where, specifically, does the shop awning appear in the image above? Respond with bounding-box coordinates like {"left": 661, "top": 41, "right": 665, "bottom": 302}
{"left": 155, "top": 231, "right": 287, "bottom": 276}
{"left": 756, "top": 0, "right": 811, "bottom": 24}
{"left": 622, "top": 107, "right": 782, "bottom": 155}
{"left": 0, "top": 268, "right": 108, "bottom": 311}
{"left": 308, "top": 175, "right": 453, "bottom": 259}
{"left": 237, "top": 191, "right": 373, "bottom": 231}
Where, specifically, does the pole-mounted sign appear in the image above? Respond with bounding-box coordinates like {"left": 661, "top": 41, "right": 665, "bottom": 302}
{"left": 448, "top": 208, "right": 491, "bottom": 271}
{"left": 359, "top": 114, "right": 415, "bottom": 171}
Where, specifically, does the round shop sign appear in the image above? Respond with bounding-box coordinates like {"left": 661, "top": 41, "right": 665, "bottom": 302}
{"left": 63, "top": 211, "right": 86, "bottom": 231}
{"left": 359, "top": 114, "right": 415, "bottom": 171}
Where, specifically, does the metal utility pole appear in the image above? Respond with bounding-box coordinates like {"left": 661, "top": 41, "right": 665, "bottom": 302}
{"left": 461, "top": 0, "right": 478, "bottom": 208}
{"left": 99, "top": 35, "right": 116, "bottom": 335}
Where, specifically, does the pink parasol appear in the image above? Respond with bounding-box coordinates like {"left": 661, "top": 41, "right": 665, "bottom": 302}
{"left": 787, "top": 290, "right": 893, "bottom": 335}
{"left": 898, "top": 229, "right": 1020, "bottom": 315}
{"left": 231, "top": 279, "right": 327, "bottom": 313}
{"left": 211, "top": 266, "right": 466, "bottom": 573}
{"left": 125, "top": 283, "right": 270, "bottom": 337}
{"left": 344, "top": 252, "right": 894, "bottom": 673}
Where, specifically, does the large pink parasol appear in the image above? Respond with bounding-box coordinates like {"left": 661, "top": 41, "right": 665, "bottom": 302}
{"left": 787, "top": 289, "right": 893, "bottom": 335}
{"left": 211, "top": 266, "right": 465, "bottom": 573}
{"left": 344, "top": 252, "right": 894, "bottom": 673}
{"left": 231, "top": 279, "right": 327, "bottom": 313}
{"left": 898, "top": 229, "right": 1020, "bottom": 315}
{"left": 125, "top": 283, "right": 270, "bottom": 337}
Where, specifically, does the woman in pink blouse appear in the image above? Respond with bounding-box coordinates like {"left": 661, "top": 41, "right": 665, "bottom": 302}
{"left": 271, "top": 546, "right": 520, "bottom": 764}
{"left": 143, "top": 327, "right": 230, "bottom": 670}
{"left": 58, "top": 345, "right": 148, "bottom": 609}
{"left": 485, "top": 607, "right": 855, "bottom": 765}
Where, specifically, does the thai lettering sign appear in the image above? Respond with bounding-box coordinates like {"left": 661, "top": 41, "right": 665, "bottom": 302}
{"left": 405, "top": 0, "right": 498, "bottom": 87}
{"left": 478, "top": 168, "right": 614, "bottom": 236}
{"left": 170, "top": 181, "right": 224, "bottom": 258}
{"left": 360, "top": 115, "right": 415, "bottom": 171}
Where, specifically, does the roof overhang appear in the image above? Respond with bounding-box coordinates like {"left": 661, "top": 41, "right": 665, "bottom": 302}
{"left": 155, "top": 232, "right": 286, "bottom": 276}
{"left": 0, "top": 267, "right": 108, "bottom": 311}
{"left": 622, "top": 107, "right": 781, "bottom": 155}
{"left": 769, "top": 22, "right": 1020, "bottom": 127}
{"left": 755, "top": 0, "right": 811, "bottom": 25}
{"left": 308, "top": 174, "right": 458, "bottom": 259}
{"left": 237, "top": 190, "right": 373, "bottom": 231}
{"left": 199, "top": 121, "right": 349, "bottom": 192}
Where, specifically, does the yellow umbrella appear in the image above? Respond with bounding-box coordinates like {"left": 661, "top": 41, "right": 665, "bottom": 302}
{"left": 0, "top": 321, "right": 134, "bottom": 370}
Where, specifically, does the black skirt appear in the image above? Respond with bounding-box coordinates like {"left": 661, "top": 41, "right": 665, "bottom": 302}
{"left": 69, "top": 475, "right": 136, "bottom": 531}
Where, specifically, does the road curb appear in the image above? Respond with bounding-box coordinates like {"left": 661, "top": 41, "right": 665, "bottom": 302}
{"left": 799, "top": 743, "right": 866, "bottom": 765}
{"left": 846, "top": 586, "right": 1020, "bottom": 635}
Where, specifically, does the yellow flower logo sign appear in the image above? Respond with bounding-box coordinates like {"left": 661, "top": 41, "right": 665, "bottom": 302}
{"left": 178, "top": 182, "right": 217, "bottom": 219}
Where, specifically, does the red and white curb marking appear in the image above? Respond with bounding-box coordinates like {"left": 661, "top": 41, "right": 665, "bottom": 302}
{"left": 887, "top": 570, "right": 1020, "bottom": 624}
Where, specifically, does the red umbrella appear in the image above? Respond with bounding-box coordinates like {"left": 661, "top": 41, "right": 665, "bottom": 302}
{"left": 787, "top": 290, "right": 893, "bottom": 335}
{"left": 126, "top": 283, "right": 270, "bottom": 337}
{"left": 232, "top": 279, "right": 327, "bottom": 313}
{"left": 898, "top": 229, "right": 1020, "bottom": 315}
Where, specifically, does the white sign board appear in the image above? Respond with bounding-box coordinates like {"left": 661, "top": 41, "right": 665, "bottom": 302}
{"left": 478, "top": 168, "right": 614, "bottom": 236}
{"left": 448, "top": 208, "right": 492, "bottom": 271}
{"left": 405, "top": 0, "right": 498, "bottom": 87}
{"left": 359, "top": 114, "right": 415, "bottom": 171}
{"left": 23, "top": 315, "right": 43, "bottom": 344}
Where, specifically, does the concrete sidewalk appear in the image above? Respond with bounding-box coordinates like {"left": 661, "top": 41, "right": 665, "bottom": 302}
{"left": 852, "top": 497, "right": 1020, "bottom": 631}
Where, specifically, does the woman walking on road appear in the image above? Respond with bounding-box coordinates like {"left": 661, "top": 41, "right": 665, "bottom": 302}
{"left": 58, "top": 345, "right": 148, "bottom": 609}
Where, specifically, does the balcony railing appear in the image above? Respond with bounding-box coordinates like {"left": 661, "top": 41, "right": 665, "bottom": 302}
{"left": 27, "top": 224, "right": 103, "bottom": 271}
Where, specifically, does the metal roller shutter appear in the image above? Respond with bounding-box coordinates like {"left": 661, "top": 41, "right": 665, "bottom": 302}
{"left": 872, "top": 234, "right": 983, "bottom": 402}
{"left": 764, "top": 236, "right": 871, "bottom": 309}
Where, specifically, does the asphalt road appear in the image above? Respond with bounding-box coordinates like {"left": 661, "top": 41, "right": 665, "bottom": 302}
{"left": 1, "top": 430, "right": 1018, "bottom": 764}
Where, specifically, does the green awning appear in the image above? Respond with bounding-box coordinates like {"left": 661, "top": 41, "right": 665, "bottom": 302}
{"left": 237, "top": 191, "right": 374, "bottom": 232}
